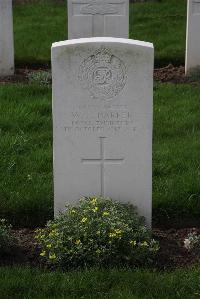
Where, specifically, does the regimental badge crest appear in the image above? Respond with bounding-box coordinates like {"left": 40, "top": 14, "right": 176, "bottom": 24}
{"left": 78, "top": 47, "right": 127, "bottom": 100}
{"left": 80, "top": 0, "right": 119, "bottom": 15}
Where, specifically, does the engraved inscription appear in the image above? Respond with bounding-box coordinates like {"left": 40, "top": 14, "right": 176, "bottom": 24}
{"left": 78, "top": 47, "right": 127, "bottom": 100}
{"left": 64, "top": 107, "right": 136, "bottom": 133}
{"left": 193, "top": 0, "right": 200, "bottom": 14}
{"left": 82, "top": 137, "right": 124, "bottom": 196}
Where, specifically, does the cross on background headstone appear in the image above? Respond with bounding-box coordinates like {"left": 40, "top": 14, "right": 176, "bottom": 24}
{"left": 82, "top": 137, "right": 124, "bottom": 197}
{"left": 68, "top": 0, "right": 129, "bottom": 39}
{"left": 74, "top": 0, "right": 125, "bottom": 36}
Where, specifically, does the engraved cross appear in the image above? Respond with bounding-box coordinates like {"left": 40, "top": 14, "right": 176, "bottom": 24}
{"left": 72, "top": 0, "right": 126, "bottom": 36}
{"left": 81, "top": 137, "right": 124, "bottom": 197}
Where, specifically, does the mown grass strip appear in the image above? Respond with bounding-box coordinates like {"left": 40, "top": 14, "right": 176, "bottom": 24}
{"left": 0, "top": 266, "right": 199, "bottom": 299}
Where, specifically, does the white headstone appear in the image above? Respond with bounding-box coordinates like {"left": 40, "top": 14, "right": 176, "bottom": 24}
{"left": 52, "top": 37, "right": 154, "bottom": 226}
{"left": 67, "top": 0, "right": 129, "bottom": 39}
{"left": 0, "top": 0, "right": 14, "bottom": 76}
{"left": 185, "top": 0, "right": 200, "bottom": 74}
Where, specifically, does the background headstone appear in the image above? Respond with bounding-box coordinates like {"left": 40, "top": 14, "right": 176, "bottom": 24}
{"left": 0, "top": 0, "right": 14, "bottom": 76}
{"left": 185, "top": 0, "right": 200, "bottom": 74}
{"left": 67, "top": 0, "right": 129, "bottom": 39}
{"left": 52, "top": 37, "right": 154, "bottom": 226}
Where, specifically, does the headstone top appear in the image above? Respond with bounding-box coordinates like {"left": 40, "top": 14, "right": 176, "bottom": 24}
{"left": 67, "top": 0, "right": 129, "bottom": 39}
{"left": 52, "top": 37, "right": 153, "bottom": 49}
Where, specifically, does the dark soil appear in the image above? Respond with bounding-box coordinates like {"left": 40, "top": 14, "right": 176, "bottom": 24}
{"left": 0, "top": 69, "right": 29, "bottom": 85}
{"left": 154, "top": 64, "right": 200, "bottom": 84}
{"left": 154, "top": 227, "right": 200, "bottom": 270}
{"left": 1, "top": 65, "right": 200, "bottom": 85}
{"left": 0, "top": 68, "right": 51, "bottom": 85}
{"left": 0, "top": 227, "right": 199, "bottom": 270}
{"left": 0, "top": 229, "right": 42, "bottom": 268}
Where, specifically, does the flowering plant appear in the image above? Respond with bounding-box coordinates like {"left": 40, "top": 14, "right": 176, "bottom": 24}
{"left": 184, "top": 232, "right": 200, "bottom": 251}
{"left": 27, "top": 71, "right": 52, "bottom": 86}
{"left": 35, "top": 197, "right": 159, "bottom": 268}
{"left": 0, "top": 219, "right": 12, "bottom": 255}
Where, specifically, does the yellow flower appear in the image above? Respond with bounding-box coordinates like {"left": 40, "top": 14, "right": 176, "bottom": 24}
{"left": 75, "top": 239, "right": 81, "bottom": 245}
{"left": 130, "top": 240, "right": 137, "bottom": 246}
{"left": 91, "top": 198, "right": 98, "bottom": 205}
{"left": 70, "top": 209, "right": 76, "bottom": 214}
{"left": 114, "top": 229, "right": 122, "bottom": 235}
{"left": 92, "top": 207, "right": 98, "bottom": 212}
{"left": 52, "top": 224, "right": 58, "bottom": 229}
{"left": 81, "top": 217, "right": 88, "bottom": 223}
{"left": 102, "top": 211, "right": 109, "bottom": 216}
{"left": 47, "top": 244, "right": 52, "bottom": 249}
{"left": 49, "top": 253, "right": 56, "bottom": 260}
{"left": 40, "top": 251, "right": 46, "bottom": 257}
{"left": 109, "top": 229, "right": 122, "bottom": 239}
{"left": 49, "top": 229, "right": 59, "bottom": 237}
{"left": 96, "top": 249, "right": 101, "bottom": 254}
{"left": 109, "top": 232, "right": 116, "bottom": 238}
{"left": 140, "top": 241, "right": 149, "bottom": 247}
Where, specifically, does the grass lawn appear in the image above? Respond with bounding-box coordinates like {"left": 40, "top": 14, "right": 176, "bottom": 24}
{"left": 0, "top": 84, "right": 53, "bottom": 227}
{"left": 0, "top": 266, "right": 199, "bottom": 299}
{"left": 13, "top": 0, "right": 187, "bottom": 67}
{"left": 0, "top": 82, "right": 199, "bottom": 227}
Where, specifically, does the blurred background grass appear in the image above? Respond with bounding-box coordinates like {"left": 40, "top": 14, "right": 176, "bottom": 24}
{"left": 13, "top": 0, "right": 187, "bottom": 68}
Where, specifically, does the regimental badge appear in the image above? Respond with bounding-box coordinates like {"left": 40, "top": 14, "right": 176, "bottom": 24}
{"left": 80, "top": 0, "right": 119, "bottom": 15}
{"left": 78, "top": 47, "right": 127, "bottom": 100}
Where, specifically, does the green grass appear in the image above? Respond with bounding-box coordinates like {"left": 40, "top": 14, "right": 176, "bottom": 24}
{"left": 13, "top": 1, "right": 67, "bottom": 67}
{"left": 0, "top": 83, "right": 199, "bottom": 227}
{"left": 130, "top": 0, "right": 187, "bottom": 66}
{"left": 13, "top": 0, "right": 187, "bottom": 67}
{"left": 0, "top": 84, "right": 53, "bottom": 227}
{"left": 0, "top": 266, "right": 199, "bottom": 298}
{"left": 153, "top": 83, "right": 200, "bottom": 226}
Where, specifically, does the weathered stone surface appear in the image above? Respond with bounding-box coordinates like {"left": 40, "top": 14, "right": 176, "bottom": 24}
{"left": 0, "top": 0, "right": 14, "bottom": 76}
{"left": 52, "top": 37, "right": 154, "bottom": 226}
{"left": 67, "top": 0, "right": 129, "bottom": 39}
